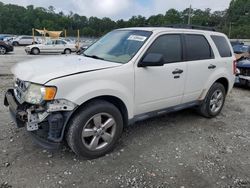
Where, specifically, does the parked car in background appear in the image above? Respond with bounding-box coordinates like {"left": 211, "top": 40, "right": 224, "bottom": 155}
{"left": 233, "top": 45, "right": 250, "bottom": 60}
{"left": 61, "top": 38, "right": 75, "bottom": 44}
{"left": 236, "top": 57, "right": 250, "bottom": 87}
{"left": 76, "top": 44, "right": 89, "bottom": 55}
{"left": 0, "top": 40, "right": 14, "bottom": 55}
{"left": 12, "top": 36, "right": 39, "bottom": 46}
{"left": 0, "top": 35, "right": 12, "bottom": 41}
{"left": 3, "top": 36, "right": 16, "bottom": 43}
{"left": 25, "top": 39, "right": 77, "bottom": 55}
{"left": 230, "top": 41, "right": 244, "bottom": 47}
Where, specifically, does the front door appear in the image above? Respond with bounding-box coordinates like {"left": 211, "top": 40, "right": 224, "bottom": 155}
{"left": 135, "top": 34, "right": 187, "bottom": 115}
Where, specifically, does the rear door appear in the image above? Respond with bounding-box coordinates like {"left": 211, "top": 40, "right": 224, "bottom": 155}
{"left": 135, "top": 34, "right": 187, "bottom": 115}
{"left": 20, "top": 36, "right": 33, "bottom": 45}
{"left": 182, "top": 34, "right": 216, "bottom": 103}
{"left": 55, "top": 40, "right": 67, "bottom": 53}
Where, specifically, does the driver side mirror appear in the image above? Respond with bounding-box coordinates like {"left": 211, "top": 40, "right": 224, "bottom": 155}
{"left": 138, "top": 53, "right": 164, "bottom": 67}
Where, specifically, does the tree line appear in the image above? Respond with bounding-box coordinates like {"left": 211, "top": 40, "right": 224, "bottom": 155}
{"left": 0, "top": 0, "right": 249, "bottom": 38}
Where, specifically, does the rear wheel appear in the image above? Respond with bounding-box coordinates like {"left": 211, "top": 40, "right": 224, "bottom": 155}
{"left": 197, "top": 82, "right": 226, "bottom": 118}
{"left": 0, "top": 46, "right": 6, "bottom": 55}
{"left": 64, "top": 49, "right": 71, "bottom": 54}
{"left": 66, "top": 100, "right": 123, "bottom": 159}
{"left": 31, "top": 48, "right": 40, "bottom": 55}
{"left": 12, "top": 42, "right": 19, "bottom": 46}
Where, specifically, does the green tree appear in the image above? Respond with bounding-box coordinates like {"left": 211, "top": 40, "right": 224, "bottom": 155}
{"left": 0, "top": 0, "right": 249, "bottom": 38}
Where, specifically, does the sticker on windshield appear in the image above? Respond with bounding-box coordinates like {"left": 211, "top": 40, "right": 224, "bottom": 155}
{"left": 127, "top": 35, "right": 147, "bottom": 42}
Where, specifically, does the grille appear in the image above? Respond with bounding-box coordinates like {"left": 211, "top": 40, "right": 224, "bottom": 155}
{"left": 14, "top": 78, "right": 29, "bottom": 104}
{"left": 239, "top": 68, "right": 250, "bottom": 76}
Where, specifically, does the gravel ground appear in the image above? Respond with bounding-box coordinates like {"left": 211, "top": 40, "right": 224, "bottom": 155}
{"left": 0, "top": 48, "right": 250, "bottom": 188}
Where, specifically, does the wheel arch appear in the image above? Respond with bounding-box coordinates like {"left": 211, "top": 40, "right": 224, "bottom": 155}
{"left": 0, "top": 45, "right": 7, "bottom": 54}
{"left": 64, "top": 48, "right": 71, "bottom": 53}
{"left": 31, "top": 47, "right": 40, "bottom": 54}
{"left": 76, "top": 95, "right": 128, "bottom": 126}
{"left": 62, "top": 95, "right": 129, "bottom": 141}
{"left": 215, "top": 77, "right": 229, "bottom": 94}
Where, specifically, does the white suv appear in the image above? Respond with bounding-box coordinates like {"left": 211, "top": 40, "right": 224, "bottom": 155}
{"left": 12, "top": 36, "right": 40, "bottom": 46}
{"left": 4, "top": 27, "right": 236, "bottom": 158}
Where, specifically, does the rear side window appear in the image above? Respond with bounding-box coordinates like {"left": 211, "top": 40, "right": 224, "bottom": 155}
{"left": 22, "top": 37, "right": 32, "bottom": 39}
{"left": 211, "top": 35, "right": 232, "bottom": 57}
{"left": 146, "top": 34, "right": 182, "bottom": 63}
{"left": 56, "top": 40, "right": 66, "bottom": 45}
{"left": 184, "top": 34, "right": 214, "bottom": 61}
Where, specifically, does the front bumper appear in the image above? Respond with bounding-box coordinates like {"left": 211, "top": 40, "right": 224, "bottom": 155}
{"left": 4, "top": 89, "right": 75, "bottom": 149}
{"left": 235, "top": 75, "right": 250, "bottom": 87}
{"left": 6, "top": 45, "right": 14, "bottom": 52}
{"left": 4, "top": 89, "right": 26, "bottom": 128}
{"left": 25, "top": 49, "right": 31, "bottom": 54}
{"left": 238, "top": 75, "right": 250, "bottom": 81}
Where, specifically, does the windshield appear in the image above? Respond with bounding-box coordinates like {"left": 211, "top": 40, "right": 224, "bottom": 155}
{"left": 83, "top": 30, "right": 152, "bottom": 64}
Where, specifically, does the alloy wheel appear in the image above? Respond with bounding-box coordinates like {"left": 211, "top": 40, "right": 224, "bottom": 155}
{"left": 0, "top": 47, "right": 6, "bottom": 55}
{"left": 209, "top": 89, "right": 224, "bottom": 113}
{"left": 81, "top": 113, "right": 116, "bottom": 151}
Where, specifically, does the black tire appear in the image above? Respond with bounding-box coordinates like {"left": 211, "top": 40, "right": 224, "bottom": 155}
{"left": 0, "top": 46, "right": 7, "bottom": 55}
{"left": 197, "top": 82, "right": 226, "bottom": 118}
{"left": 31, "top": 48, "right": 40, "bottom": 55}
{"left": 66, "top": 100, "right": 123, "bottom": 159}
{"left": 12, "top": 42, "right": 19, "bottom": 46}
{"left": 64, "top": 49, "right": 71, "bottom": 54}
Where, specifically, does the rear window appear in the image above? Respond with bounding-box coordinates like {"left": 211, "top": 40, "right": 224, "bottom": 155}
{"left": 211, "top": 35, "right": 232, "bottom": 57}
{"left": 184, "top": 34, "right": 214, "bottom": 61}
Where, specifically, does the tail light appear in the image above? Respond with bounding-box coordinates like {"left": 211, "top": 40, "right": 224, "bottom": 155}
{"left": 233, "top": 60, "right": 237, "bottom": 75}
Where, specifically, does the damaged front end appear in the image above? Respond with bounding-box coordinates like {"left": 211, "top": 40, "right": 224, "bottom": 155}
{"left": 236, "top": 58, "right": 250, "bottom": 86}
{"left": 4, "top": 87, "right": 77, "bottom": 149}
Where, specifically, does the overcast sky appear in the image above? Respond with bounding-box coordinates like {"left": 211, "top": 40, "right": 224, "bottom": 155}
{"left": 1, "top": 0, "right": 231, "bottom": 20}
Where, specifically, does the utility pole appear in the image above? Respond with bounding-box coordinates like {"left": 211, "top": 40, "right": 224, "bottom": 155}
{"left": 188, "top": 5, "right": 192, "bottom": 25}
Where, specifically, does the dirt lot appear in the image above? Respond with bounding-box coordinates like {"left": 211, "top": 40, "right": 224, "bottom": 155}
{"left": 0, "top": 48, "right": 250, "bottom": 188}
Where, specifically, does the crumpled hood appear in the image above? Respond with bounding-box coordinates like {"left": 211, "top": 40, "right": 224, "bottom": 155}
{"left": 237, "top": 59, "right": 250, "bottom": 69}
{"left": 11, "top": 55, "right": 121, "bottom": 84}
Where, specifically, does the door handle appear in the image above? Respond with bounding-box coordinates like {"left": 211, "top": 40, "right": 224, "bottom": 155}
{"left": 208, "top": 64, "right": 216, "bottom": 69}
{"left": 172, "top": 69, "right": 184, "bottom": 74}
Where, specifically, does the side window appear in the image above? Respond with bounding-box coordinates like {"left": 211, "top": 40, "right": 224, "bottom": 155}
{"left": 56, "top": 40, "right": 66, "bottom": 45}
{"left": 146, "top": 34, "right": 182, "bottom": 63}
{"left": 23, "top": 37, "right": 32, "bottom": 39}
{"left": 185, "top": 34, "right": 214, "bottom": 61}
{"left": 211, "top": 35, "right": 232, "bottom": 57}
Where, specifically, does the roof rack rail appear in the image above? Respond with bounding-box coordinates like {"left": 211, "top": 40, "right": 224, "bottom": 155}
{"left": 165, "top": 24, "right": 216, "bottom": 31}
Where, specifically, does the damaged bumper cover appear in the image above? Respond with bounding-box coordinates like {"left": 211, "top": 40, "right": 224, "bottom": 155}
{"left": 4, "top": 89, "right": 78, "bottom": 149}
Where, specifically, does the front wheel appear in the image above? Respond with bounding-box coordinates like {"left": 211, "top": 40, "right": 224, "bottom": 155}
{"left": 12, "top": 42, "right": 19, "bottom": 46}
{"left": 66, "top": 100, "right": 123, "bottom": 159}
{"left": 197, "top": 83, "right": 226, "bottom": 118}
{"left": 0, "top": 46, "right": 6, "bottom": 55}
{"left": 31, "top": 48, "right": 40, "bottom": 55}
{"left": 64, "top": 49, "right": 71, "bottom": 54}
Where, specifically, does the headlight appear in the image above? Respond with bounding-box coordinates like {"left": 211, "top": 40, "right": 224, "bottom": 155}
{"left": 25, "top": 84, "right": 57, "bottom": 104}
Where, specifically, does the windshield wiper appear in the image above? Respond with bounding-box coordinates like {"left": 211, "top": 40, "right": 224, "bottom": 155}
{"left": 83, "top": 54, "right": 104, "bottom": 60}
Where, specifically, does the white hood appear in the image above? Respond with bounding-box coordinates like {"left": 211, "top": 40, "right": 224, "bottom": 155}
{"left": 11, "top": 55, "right": 121, "bottom": 84}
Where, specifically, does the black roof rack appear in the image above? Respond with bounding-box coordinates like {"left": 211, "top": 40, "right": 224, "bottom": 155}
{"left": 165, "top": 24, "right": 217, "bottom": 31}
